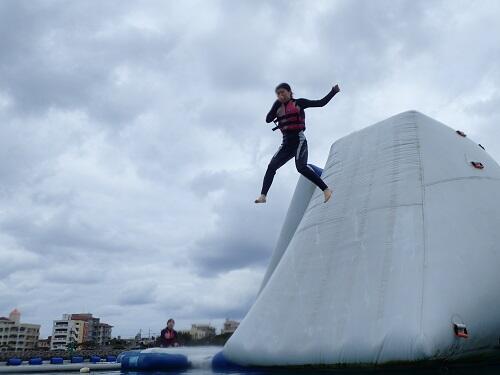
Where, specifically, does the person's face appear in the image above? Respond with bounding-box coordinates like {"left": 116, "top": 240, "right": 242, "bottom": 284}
{"left": 276, "top": 88, "right": 291, "bottom": 103}
{"left": 167, "top": 321, "right": 174, "bottom": 329}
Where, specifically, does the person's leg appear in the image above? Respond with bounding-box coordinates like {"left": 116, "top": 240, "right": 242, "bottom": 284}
{"left": 294, "top": 132, "right": 333, "bottom": 203}
{"left": 255, "top": 142, "right": 294, "bottom": 203}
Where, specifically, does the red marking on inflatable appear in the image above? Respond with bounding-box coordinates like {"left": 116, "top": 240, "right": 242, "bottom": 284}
{"left": 453, "top": 323, "right": 468, "bottom": 338}
{"left": 471, "top": 161, "right": 484, "bottom": 169}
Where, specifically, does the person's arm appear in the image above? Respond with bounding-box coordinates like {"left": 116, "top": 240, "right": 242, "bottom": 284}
{"left": 296, "top": 84, "right": 340, "bottom": 109}
{"left": 266, "top": 100, "right": 281, "bottom": 123}
{"left": 159, "top": 329, "right": 166, "bottom": 346}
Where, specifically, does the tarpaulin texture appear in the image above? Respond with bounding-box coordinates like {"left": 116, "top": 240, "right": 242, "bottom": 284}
{"left": 224, "top": 110, "right": 500, "bottom": 366}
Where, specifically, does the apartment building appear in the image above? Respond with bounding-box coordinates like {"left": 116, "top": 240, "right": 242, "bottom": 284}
{"left": 190, "top": 324, "right": 216, "bottom": 340}
{"left": 221, "top": 319, "right": 240, "bottom": 334}
{"left": 0, "top": 309, "right": 40, "bottom": 352}
{"left": 97, "top": 322, "right": 112, "bottom": 345}
{"left": 50, "top": 313, "right": 112, "bottom": 349}
{"left": 50, "top": 315, "right": 86, "bottom": 350}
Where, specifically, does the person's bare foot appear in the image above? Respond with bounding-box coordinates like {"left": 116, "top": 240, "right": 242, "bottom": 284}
{"left": 323, "top": 188, "right": 333, "bottom": 203}
{"left": 254, "top": 194, "right": 267, "bottom": 204}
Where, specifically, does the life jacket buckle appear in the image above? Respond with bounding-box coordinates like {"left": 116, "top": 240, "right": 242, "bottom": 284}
{"left": 453, "top": 323, "right": 468, "bottom": 338}
{"left": 272, "top": 120, "right": 279, "bottom": 131}
{"left": 471, "top": 161, "right": 484, "bottom": 169}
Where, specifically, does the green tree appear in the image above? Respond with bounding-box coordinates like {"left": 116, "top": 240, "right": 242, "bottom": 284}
{"left": 78, "top": 340, "right": 97, "bottom": 350}
{"left": 66, "top": 340, "right": 77, "bottom": 356}
{"left": 109, "top": 338, "right": 126, "bottom": 349}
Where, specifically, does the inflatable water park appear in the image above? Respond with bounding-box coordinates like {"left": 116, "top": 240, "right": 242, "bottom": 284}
{"left": 3, "top": 110, "right": 500, "bottom": 372}
{"left": 115, "top": 110, "right": 500, "bottom": 371}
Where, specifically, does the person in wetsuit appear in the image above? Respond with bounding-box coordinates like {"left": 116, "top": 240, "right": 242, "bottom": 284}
{"left": 255, "top": 82, "right": 340, "bottom": 204}
{"left": 159, "top": 318, "right": 179, "bottom": 347}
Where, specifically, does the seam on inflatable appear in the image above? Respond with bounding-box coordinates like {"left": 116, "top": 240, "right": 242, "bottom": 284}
{"left": 424, "top": 175, "right": 500, "bottom": 187}
{"left": 335, "top": 122, "right": 364, "bottom": 347}
{"left": 376, "top": 118, "right": 400, "bottom": 321}
{"left": 360, "top": 202, "right": 422, "bottom": 214}
{"left": 375, "top": 116, "right": 419, "bottom": 363}
{"left": 415, "top": 112, "right": 427, "bottom": 344}
{"left": 357, "top": 124, "right": 380, "bottom": 362}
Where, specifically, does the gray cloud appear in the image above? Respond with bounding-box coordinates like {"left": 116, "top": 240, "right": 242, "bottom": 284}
{"left": 118, "top": 283, "right": 157, "bottom": 306}
{"left": 1, "top": 0, "right": 500, "bottom": 338}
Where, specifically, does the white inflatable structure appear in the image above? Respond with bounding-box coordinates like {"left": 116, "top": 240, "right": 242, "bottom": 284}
{"left": 224, "top": 110, "right": 500, "bottom": 366}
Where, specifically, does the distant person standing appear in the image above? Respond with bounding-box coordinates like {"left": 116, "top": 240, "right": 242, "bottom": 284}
{"left": 160, "top": 318, "right": 179, "bottom": 347}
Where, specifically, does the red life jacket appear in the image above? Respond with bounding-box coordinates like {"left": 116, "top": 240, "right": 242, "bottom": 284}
{"left": 276, "top": 100, "right": 305, "bottom": 132}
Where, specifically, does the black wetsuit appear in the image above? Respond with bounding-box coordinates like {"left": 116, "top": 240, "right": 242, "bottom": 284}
{"left": 260, "top": 87, "right": 337, "bottom": 195}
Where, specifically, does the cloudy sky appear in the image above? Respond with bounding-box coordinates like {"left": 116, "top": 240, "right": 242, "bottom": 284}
{"left": 1, "top": 0, "right": 499, "bottom": 338}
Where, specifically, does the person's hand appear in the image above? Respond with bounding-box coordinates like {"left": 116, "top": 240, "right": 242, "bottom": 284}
{"left": 332, "top": 84, "right": 340, "bottom": 94}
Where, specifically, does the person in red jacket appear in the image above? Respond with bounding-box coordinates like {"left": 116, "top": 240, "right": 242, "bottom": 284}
{"left": 159, "top": 318, "right": 179, "bottom": 347}
{"left": 255, "top": 82, "right": 340, "bottom": 204}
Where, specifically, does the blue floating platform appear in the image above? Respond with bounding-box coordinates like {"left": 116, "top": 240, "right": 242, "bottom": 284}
{"left": 7, "top": 358, "right": 22, "bottom": 366}
{"left": 28, "top": 358, "right": 43, "bottom": 365}
{"left": 118, "top": 346, "right": 245, "bottom": 372}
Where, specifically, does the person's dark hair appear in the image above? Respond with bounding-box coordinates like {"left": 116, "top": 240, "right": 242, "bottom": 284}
{"left": 275, "top": 82, "right": 291, "bottom": 93}
{"left": 167, "top": 318, "right": 175, "bottom": 324}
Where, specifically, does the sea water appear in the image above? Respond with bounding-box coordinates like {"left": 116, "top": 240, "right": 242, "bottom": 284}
{"left": 9, "top": 364, "right": 500, "bottom": 375}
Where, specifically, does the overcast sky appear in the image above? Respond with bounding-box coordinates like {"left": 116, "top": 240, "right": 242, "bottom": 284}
{"left": 1, "top": 0, "right": 499, "bottom": 338}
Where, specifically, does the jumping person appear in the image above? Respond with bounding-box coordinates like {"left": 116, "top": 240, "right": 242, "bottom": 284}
{"left": 255, "top": 83, "right": 340, "bottom": 204}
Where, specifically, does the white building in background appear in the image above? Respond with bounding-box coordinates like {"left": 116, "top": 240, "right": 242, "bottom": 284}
{"left": 50, "top": 316, "right": 77, "bottom": 350}
{"left": 0, "top": 309, "right": 40, "bottom": 352}
{"left": 221, "top": 319, "right": 240, "bottom": 334}
{"left": 190, "top": 324, "right": 216, "bottom": 340}
{"left": 50, "top": 314, "right": 88, "bottom": 350}
{"left": 69, "top": 313, "right": 112, "bottom": 344}
{"left": 50, "top": 313, "right": 112, "bottom": 349}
